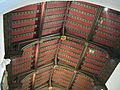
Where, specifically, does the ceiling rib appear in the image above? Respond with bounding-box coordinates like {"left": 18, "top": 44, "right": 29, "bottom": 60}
{"left": 35, "top": 2, "right": 45, "bottom": 78}
{"left": 34, "top": 43, "right": 39, "bottom": 69}
{"left": 32, "top": 73, "right": 36, "bottom": 90}
{"left": 67, "top": 71, "right": 77, "bottom": 90}
{"left": 54, "top": 42, "right": 60, "bottom": 65}
{"left": 46, "top": 63, "right": 54, "bottom": 88}
{"left": 32, "top": 3, "right": 46, "bottom": 90}
{"left": 62, "top": 1, "right": 71, "bottom": 35}
{"left": 49, "top": 2, "right": 72, "bottom": 88}
{"left": 48, "top": 69, "right": 54, "bottom": 89}
{"left": 87, "top": 7, "right": 104, "bottom": 41}
{"left": 38, "top": 2, "right": 45, "bottom": 38}
{"left": 54, "top": 2, "right": 71, "bottom": 65}
{"left": 76, "top": 42, "right": 88, "bottom": 70}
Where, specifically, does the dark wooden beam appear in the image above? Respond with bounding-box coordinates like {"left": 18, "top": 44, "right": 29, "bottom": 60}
{"left": 17, "top": 38, "right": 38, "bottom": 49}
{"left": 94, "top": 84, "right": 108, "bottom": 90}
{"left": 6, "top": 64, "right": 13, "bottom": 90}
{"left": 62, "top": 1, "right": 71, "bottom": 35}
{"left": 38, "top": 2, "right": 46, "bottom": 38}
{"left": 48, "top": 68, "right": 54, "bottom": 87}
{"left": 4, "top": 50, "right": 22, "bottom": 59}
{"left": 32, "top": 42, "right": 39, "bottom": 70}
{"left": 34, "top": 2, "right": 46, "bottom": 71}
{"left": 32, "top": 73, "right": 36, "bottom": 90}
{"left": 3, "top": 13, "right": 12, "bottom": 55}
{"left": 54, "top": 43, "right": 60, "bottom": 65}
{"left": 76, "top": 42, "right": 88, "bottom": 70}
{"left": 54, "top": 2, "right": 72, "bottom": 65}
{"left": 87, "top": 7, "right": 104, "bottom": 41}
{"left": 67, "top": 71, "right": 77, "bottom": 90}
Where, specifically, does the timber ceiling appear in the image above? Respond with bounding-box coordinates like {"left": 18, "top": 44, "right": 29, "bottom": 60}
{"left": 3, "top": 1, "right": 120, "bottom": 90}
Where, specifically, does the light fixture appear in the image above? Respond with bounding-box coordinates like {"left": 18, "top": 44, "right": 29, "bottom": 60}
{"left": 104, "top": 7, "right": 108, "bottom": 11}
{"left": 48, "top": 87, "right": 53, "bottom": 90}
{"left": 100, "top": 20, "right": 103, "bottom": 24}
{"left": 89, "top": 49, "right": 95, "bottom": 54}
{"left": 61, "top": 35, "right": 66, "bottom": 41}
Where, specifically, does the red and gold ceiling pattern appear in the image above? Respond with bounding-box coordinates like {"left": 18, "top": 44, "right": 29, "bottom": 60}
{"left": 3, "top": 1, "right": 120, "bottom": 90}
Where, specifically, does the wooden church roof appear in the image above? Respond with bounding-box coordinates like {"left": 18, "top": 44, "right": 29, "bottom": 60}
{"left": 3, "top": 1, "right": 120, "bottom": 90}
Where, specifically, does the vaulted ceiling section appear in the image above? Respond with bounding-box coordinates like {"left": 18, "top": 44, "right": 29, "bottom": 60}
{"left": 3, "top": 1, "right": 120, "bottom": 90}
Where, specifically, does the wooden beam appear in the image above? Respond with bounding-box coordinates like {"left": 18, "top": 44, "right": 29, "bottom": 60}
{"left": 3, "top": 12, "right": 12, "bottom": 57}
{"left": 62, "top": 1, "right": 71, "bottom": 35}
{"left": 67, "top": 71, "right": 77, "bottom": 90}
{"left": 33, "top": 5, "right": 45, "bottom": 90}
{"left": 34, "top": 43, "right": 39, "bottom": 69}
{"left": 48, "top": 69, "right": 54, "bottom": 87}
{"left": 38, "top": 2, "right": 46, "bottom": 38}
{"left": 32, "top": 73, "right": 36, "bottom": 90}
{"left": 54, "top": 2, "right": 72, "bottom": 66}
{"left": 53, "top": 2, "right": 72, "bottom": 65}
{"left": 87, "top": 7, "right": 104, "bottom": 41}
{"left": 54, "top": 36, "right": 62, "bottom": 65}
{"left": 75, "top": 42, "right": 88, "bottom": 70}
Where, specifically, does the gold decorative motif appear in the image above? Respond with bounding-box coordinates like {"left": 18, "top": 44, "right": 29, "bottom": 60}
{"left": 54, "top": 65, "right": 59, "bottom": 69}
{"left": 61, "top": 36, "right": 66, "bottom": 41}
{"left": 48, "top": 87, "right": 53, "bottom": 90}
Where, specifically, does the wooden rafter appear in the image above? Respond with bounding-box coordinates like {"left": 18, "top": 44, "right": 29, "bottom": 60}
{"left": 76, "top": 42, "right": 88, "bottom": 70}
{"left": 87, "top": 7, "right": 104, "bottom": 41}
{"left": 67, "top": 71, "right": 77, "bottom": 90}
